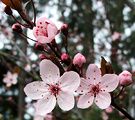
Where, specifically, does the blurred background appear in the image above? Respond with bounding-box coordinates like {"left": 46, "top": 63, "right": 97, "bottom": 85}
{"left": 0, "top": 0, "right": 135, "bottom": 119}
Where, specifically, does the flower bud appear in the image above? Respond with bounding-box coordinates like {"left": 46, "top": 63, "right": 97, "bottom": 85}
{"left": 61, "top": 24, "right": 68, "bottom": 36}
{"left": 35, "top": 42, "right": 44, "bottom": 51}
{"left": 40, "top": 55, "right": 49, "bottom": 61}
{"left": 4, "top": 5, "right": 12, "bottom": 15}
{"left": 73, "top": 53, "right": 86, "bottom": 68}
{"left": 12, "top": 23, "right": 22, "bottom": 33}
{"left": 61, "top": 53, "right": 71, "bottom": 64}
{"left": 119, "top": 70, "right": 132, "bottom": 86}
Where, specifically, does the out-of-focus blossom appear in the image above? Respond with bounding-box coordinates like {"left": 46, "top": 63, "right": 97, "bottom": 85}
{"left": 33, "top": 17, "right": 58, "bottom": 44}
{"left": 119, "top": 70, "right": 132, "bottom": 86}
{"left": 73, "top": 53, "right": 86, "bottom": 68}
{"left": 102, "top": 111, "right": 108, "bottom": 120}
{"left": 112, "top": 32, "right": 122, "bottom": 41}
{"left": 24, "top": 59, "right": 80, "bottom": 116}
{"left": 105, "top": 107, "right": 113, "bottom": 113}
{"left": 3, "top": 71, "right": 18, "bottom": 87}
{"left": 77, "top": 64, "right": 119, "bottom": 109}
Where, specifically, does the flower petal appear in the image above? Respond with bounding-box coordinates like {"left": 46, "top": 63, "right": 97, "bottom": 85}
{"left": 37, "top": 36, "right": 53, "bottom": 44}
{"left": 77, "top": 93, "right": 94, "bottom": 109}
{"left": 40, "top": 59, "right": 60, "bottom": 84}
{"left": 57, "top": 91, "right": 74, "bottom": 111}
{"left": 59, "top": 71, "right": 80, "bottom": 92}
{"left": 37, "top": 95, "right": 56, "bottom": 116}
{"left": 47, "top": 24, "right": 58, "bottom": 38}
{"left": 95, "top": 92, "right": 111, "bottom": 109}
{"left": 100, "top": 74, "right": 119, "bottom": 92}
{"left": 86, "top": 64, "right": 101, "bottom": 85}
{"left": 34, "top": 115, "right": 44, "bottom": 120}
{"left": 76, "top": 78, "right": 90, "bottom": 94}
{"left": 24, "top": 81, "right": 49, "bottom": 100}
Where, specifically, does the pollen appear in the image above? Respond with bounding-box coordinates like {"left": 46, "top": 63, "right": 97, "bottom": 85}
{"left": 57, "top": 73, "right": 58, "bottom": 76}
{"left": 39, "top": 85, "right": 41, "bottom": 87}
{"left": 94, "top": 70, "right": 96, "bottom": 72}
{"left": 59, "top": 82, "right": 61, "bottom": 84}
{"left": 47, "top": 97, "right": 49, "bottom": 99}
{"left": 49, "top": 75, "right": 51, "bottom": 77}
{"left": 42, "top": 95, "right": 43, "bottom": 97}
{"left": 88, "top": 77, "right": 90, "bottom": 79}
{"left": 99, "top": 82, "right": 101, "bottom": 84}
{"left": 78, "top": 95, "right": 80, "bottom": 98}
{"left": 49, "top": 69, "right": 51, "bottom": 71}
{"left": 33, "top": 84, "right": 35, "bottom": 86}
{"left": 88, "top": 101, "right": 90, "bottom": 103}
{"left": 80, "top": 85, "right": 82, "bottom": 87}
{"left": 40, "top": 22, "right": 42, "bottom": 24}
{"left": 96, "top": 100, "right": 98, "bottom": 102}
{"left": 106, "top": 85, "right": 108, "bottom": 88}
{"left": 94, "top": 78, "right": 96, "bottom": 80}
{"left": 75, "top": 90, "right": 77, "bottom": 92}
{"left": 37, "top": 89, "right": 39, "bottom": 91}
{"left": 85, "top": 93, "right": 87, "bottom": 95}
{"left": 81, "top": 90, "right": 83, "bottom": 92}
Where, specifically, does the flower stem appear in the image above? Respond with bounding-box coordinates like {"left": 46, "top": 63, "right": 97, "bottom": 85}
{"left": 21, "top": 33, "right": 37, "bottom": 42}
{"left": 31, "top": 0, "right": 36, "bottom": 26}
{"left": 111, "top": 101, "right": 134, "bottom": 120}
{"left": 113, "top": 86, "right": 125, "bottom": 99}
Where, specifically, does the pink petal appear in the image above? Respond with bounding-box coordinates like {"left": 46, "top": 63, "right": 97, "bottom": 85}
{"left": 86, "top": 64, "right": 101, "bottom": 85}
{"left": 3, "top": 78, "right": 9, "bottom": 83}
{"left": 24, "top": 81, "right": 49, "bottom": 100}
{"left": 37, "top": 36, "right": 53, "bottom": 44}
{"left": 95, "top": 92, "right": 111, "bottom": 109}
{"left": 47, "top": 24, "right": 58, "bottom": 38}
{"left": 7, "top": 71, "right": 12, "bottom": 77}
{"left": 77, "top": 93, "right": 94, "bottom": 109}
{"left": 76, "top": 78, "right": 90, "bottom": 94}
{"left": 59, "top": 71, "right": 80, "bottom": 92}
{"left": 34, "top": 115, "right": 44, "bottom": 120}
{"left": 37, "top": 95, "right": 56, "bottom": 116}
{"left": 100, "top": 74, "right": 119, "bottom": 92}
{"left": 7, "top": 82, "right": 12, "bottom": 87}
{"left": 33, "top": 27, "right": 38, "bottom": 38}
{"left": 40, "top": 59, "right": 60, "bottom": 84}
{"left": 57, "top": 91, "right": 74, "bottom": 111}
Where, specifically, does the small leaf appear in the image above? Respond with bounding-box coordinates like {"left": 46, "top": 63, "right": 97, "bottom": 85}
{"left": 13, "top": 66, "right": 20, "bottom": 74}
{"left": 101, "top": 56, "right": 107, "bottom": 76}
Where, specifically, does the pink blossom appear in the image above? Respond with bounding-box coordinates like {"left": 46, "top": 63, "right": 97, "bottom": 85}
{"left": 77, "top": 64, "right": 119, "bottom": 109}
{"left": 105, "top": 107, "right": 113, "bottom": 113}
{"left": 112, "top": 32, "right": 122, "bottom": 41}
{"left": 24, "top": 59, "right": 80, "bottom": 116}
{"left": 3, "top": 71, "right": 18, "bottom": 87}
{"left": 119, "top": 70, "right": 132, "bottom": 86}
{"left": 34, "top": 114, "right": 53, "bottom": 120}
{"left": 33, "top": 17, "right": 58, "bottom": 44}
{"left": 73, "top": 53, "right": 86, "bottom": 68}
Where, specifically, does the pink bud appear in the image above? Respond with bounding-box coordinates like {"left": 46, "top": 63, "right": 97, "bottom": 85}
{"left": 61, "top": 24, "right": 68, "bottom": 36}
{"left": 105, "top": 107, "right": 112, "bottom": 113}
{"left": 61, "top": 53, "right": 71, "bottom": 64}
{"left": 73, "top": 53, "right": 86, "bottom": 68}
{"left": 35, "top": 42, "right": 44, "bottom": 51}
{"left": 119, "top": 70, "right": 132, "bottom": 86}
{"left": 12, "top": 23, "right": 22, "bottom": 33}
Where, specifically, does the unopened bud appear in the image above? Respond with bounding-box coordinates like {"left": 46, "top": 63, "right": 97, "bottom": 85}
{"left": 73, "top": 53, "right": 86, "bottom": 68}
{"left": 12, "top": 23, "right": 22, "bottom": 33}
{"left": 61, "top": 53, "right": 71, "bottom": 64}
{"left": 35, "top": 42, "right": 44, "bottom": 51}
{"left": 40, "top": 54, "right": 49, "bottom": 61}
{"left": 119, "top": 70, "right": 132, "bottom": 86}
{"left": 4, "top": 5, "right": 12, "bottom": 15}
{"left": 61, "top": 24, "right": 68, "bottom": 36}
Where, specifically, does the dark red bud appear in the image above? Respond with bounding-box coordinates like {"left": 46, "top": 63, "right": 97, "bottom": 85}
{"left": 35, "top": 42, "right": 44, "bottom": 51}
{"left": 61, "top": 53, "right": 71, "bottom": 63}
{"left": 61, "top": 24, "right": 68, "bottom": 36}
{"left": 12, "top": 23, "right": 22, "bottom": 33}
{"left": 4, "top": 5, "right": 12, "bottom": 15}
{"left": 40, "top": 54, "right": 49, "bottom": 61}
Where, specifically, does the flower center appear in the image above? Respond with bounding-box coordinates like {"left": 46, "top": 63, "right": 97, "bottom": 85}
{"left": 50, "top": 84, "right": 61, "bottom": 96}
{"left": 90, "top": 84, "right": 100, "bottom": 97}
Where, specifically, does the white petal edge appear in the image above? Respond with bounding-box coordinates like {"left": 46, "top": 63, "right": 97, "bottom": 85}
{"left": 95, "top": 92, "right": 111, "bottom": 109}
{"left": 59, "top": 71, "right": 80, "bottom": 92}
{"left": 77, "top": 93, "right": 94, "bottom": 109}
{"left": 24, "top": 81, "right": 49, "bottom": 100}
{"left": 57, "top": 91, "right": 74, "bottom": 111}
{"left": 100, "top": 74, "right": 119, "bottom": 92}
{"left": 86, "top": 64, "right": 101, "bottom": 85}
{"left": 37, "top": 95, "right": 56, "bottom": 116}
{"left": 40, "top": 59, "right": 60, "bottom": 84}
